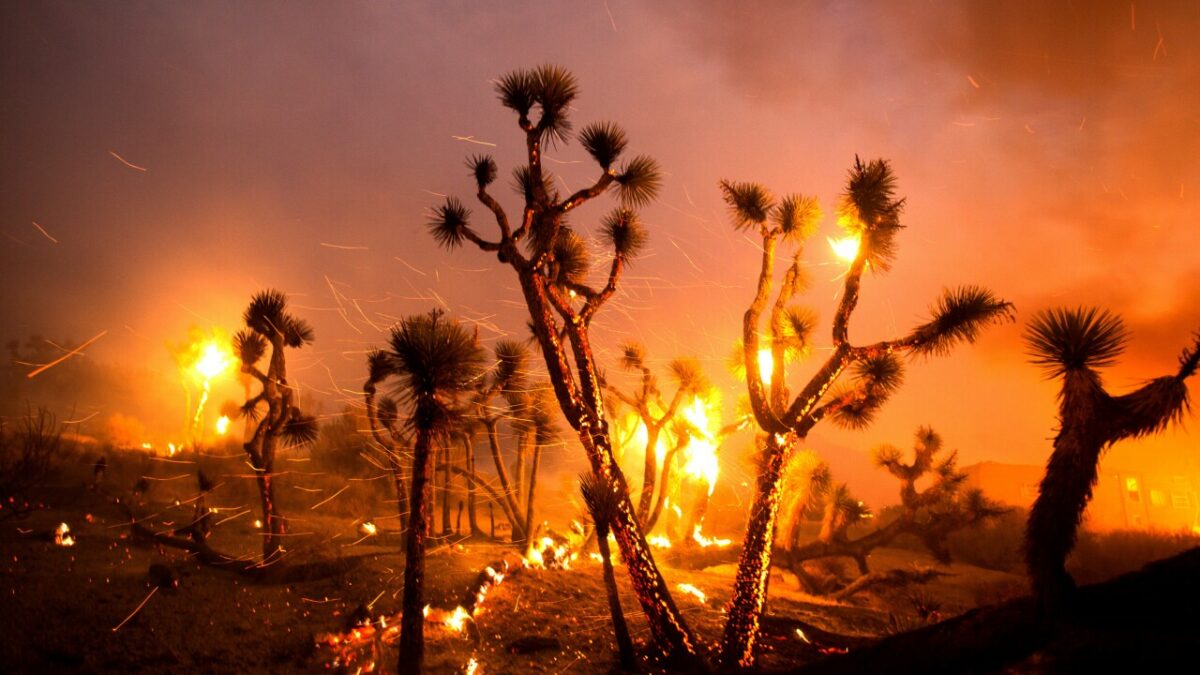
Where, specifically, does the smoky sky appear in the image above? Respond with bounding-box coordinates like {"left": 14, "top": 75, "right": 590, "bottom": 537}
{"left": 2, "top": 1, "right": 1197, "bottom": 505}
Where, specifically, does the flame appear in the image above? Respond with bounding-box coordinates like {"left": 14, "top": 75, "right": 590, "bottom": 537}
{"left": 140, "top": 441, "right": 153, "bottom": 450}
{"left": 166, "top": 442, "right": 178, "bottom": 457}
{"left": 757, "top": 347, "right": 774, "bottom": 384}
{"left": 444, "top": 605, "right": 471, "bottom": 632}
{"left": 676, "top": 583, "right": 707, "bottom": 604}
{"left": 465, "top": 657, "right": 479, "bottom": 675}
{"left": 215, "top": 415, "right": 231, "bottom": 436}
{"left": 679, "top": 395, "right": 721, "bottom": 495}
{"left": 360, "top": 521, "right": 377, "bottom": 536}
{"left": 691, "top": 525, "right": 732, "bottom": 548}
{"left": 54, "top": 522, "right": 75, "bottom": 547}
{"left": 827, "top": 235, "right": 860, "bottom": 263}
{"left": 647, "top": 534, "right": 672, "bottom": 549}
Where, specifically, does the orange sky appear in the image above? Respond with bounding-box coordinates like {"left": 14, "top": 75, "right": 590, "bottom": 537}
{"left": 2, "top": 1, "right": 1197, "bottom": 505}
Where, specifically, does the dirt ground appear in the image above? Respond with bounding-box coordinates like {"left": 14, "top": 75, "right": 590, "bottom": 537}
{"left": 1, "top": 474, "right": 1028, "bottom": 674}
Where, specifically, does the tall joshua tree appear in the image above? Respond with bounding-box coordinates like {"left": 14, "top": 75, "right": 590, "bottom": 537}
{"left": 1023, "top": 307, "right": 1200, "bottom": 614}
{"left": 604, "top": 343, "right": 710, "bottom": 528}
{"left": 378, "top": 309, "right": 486, "bottom": 674}
{"left": 426, "top": 65, "right": 700, "bottom": 661}
{"left": 718, "top": 160, "right": 1015, "bottom": 667}
{"left": 233, "top": 290, "right": 318, "bottom": 564}
{"left": 580, "top": 471, "right": 637, "bottom": 671}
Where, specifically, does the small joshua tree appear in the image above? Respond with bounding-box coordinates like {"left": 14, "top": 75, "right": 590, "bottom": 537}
{"left": 580, "top": 471, "right": 637, "bottom": 670}
{"left": 233, "top": 290, "right": 318, "bottom": 563}
{"left": 1023, "top": 307, "right": 1199, "bottom": 614}
{"left": 427, "top": 65, "right": 700, "bottom": 661}
{"left": 777, "top": 427, "right": 1005, "bottom": 593}
{"left": 377, "top": 309, "right": 486, "bottom": 674}
{"left": 718, "top": 160, "right": 1015, "bottom": 667}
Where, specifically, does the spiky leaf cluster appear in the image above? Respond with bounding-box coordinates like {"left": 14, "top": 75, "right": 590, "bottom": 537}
{"left": 668, "top": 357, "right": 710, "bottom": 395}
{"left": 491, "top": 340, "right": 528, "bottom": 391}
{"left": 579, "top": 471, "right": 622, "bottom": 528}
{"left": 428, "top": 197, "right": 472, "bottom": 250}
{"left": 495, "top": 64, "right": 580, "bottom": 146}
{"left": 234, "top": 329, "right": 267, "bottom": 367}
{"left": 774, "top": 195, "right": 822, "bottom": 243}
{"left": 282, "top": 412, "right": 320, "bottom": 446}
{"left": 838, "top": 157, "right": 905, "bottom": 271}
{"left": 386, "top": 309, "right": 487, "bottom": 431}
{"left": 579, "top": 122, "right": 628, "bottom": 170}
{"left": 719, "top": 180, "right": 774, "bottom": 229}
{"left": 601, "top": 208, "right": 649, "bottom": 263}
{"left": 467, "top": 154, "right": 498, "bottom": 188}
{"left": 828, "top": 353, "right": 905, "bottom": 430}
{"left": 243, "top": 289, "right": 314, "bottom": 347}
{"left": 1024, "top": 307, "right": 1128, "bottom": 378}
{"left": 615, "top": 155, "right": 662, "bottom": 207}
{"left": 909, "top": 286, "right": 1015, "bottom": 357}
{"left": 512, "top": 166, "right": 558, "bottom": 205}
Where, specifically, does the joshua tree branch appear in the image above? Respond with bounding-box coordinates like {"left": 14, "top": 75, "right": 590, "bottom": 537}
{"left": 476, "top": 186, "right": 513, "bottom": 241}
{"left": 556, "top": 172, "right": 616, "bottom": 214}
{"left": 832, "top": 255, "right": 869, "bottom": 347}
{"left": 744, "top": 231, "right": 785, "bottom": 434}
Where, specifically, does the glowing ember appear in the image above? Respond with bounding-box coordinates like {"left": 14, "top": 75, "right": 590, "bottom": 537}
{"left": 54, "top": 522, "right": 75, "bottom": 547}
{"left": 827, "top": 235, "right": 860, "bottom": 263}
{"left": 691, "top": 525, "right": 732, "bottom": 548}
{"left": 795, "top": 627, "right": 811, "bottom": 644}
{"left": 676, "top": 583, "right": 707, "bottom": 604}
{"left": 359, "top": 521, "right": 377, "bottom": 536}
{"left": 253, "top": 519, "right": 262, "bottom": 529}
{"left": 215, "top": 415, "right": 231, "bottom": 436}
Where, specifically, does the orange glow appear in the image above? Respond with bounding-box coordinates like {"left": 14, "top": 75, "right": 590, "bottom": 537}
{"left": 827, "top": 235, "right": 860, "bottom": 263}
{"left": 757, "top": 348, "right": 774, "bottom": 385}
{"left": 215, "top": 415, "right": 231, "bottom": 436}
{"left": 54, "top": 522, "right": 75, "bottom": 547}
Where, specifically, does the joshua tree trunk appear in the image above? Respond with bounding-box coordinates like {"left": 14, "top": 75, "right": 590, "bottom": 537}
{"left": 637, "top": 424, "right": 663, "bottom": 523}
{"left": 441, "top": 443, "right": 453, "bottom": 536}
{"left": 597, "top": 518, "right": 636, "bottom": 670}
{"left": 484, "top": 421, "right": 528, "bottom": 543}
{"left": 462, "top": 434, "right": 482, "bottom": 536}
{"left": 398, "top": 429, "right": 434, "bottom": 674}
{"left": 721, "top": 432, "right": 788, "bottom": 666}
{"left": 524, "top": 443, "right": 542, "bottom": 537}
{"left": 255, "top": 467, "right": 286, "bottom": 562}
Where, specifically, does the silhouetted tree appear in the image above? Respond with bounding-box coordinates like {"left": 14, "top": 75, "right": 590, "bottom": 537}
{"left": 426, "top": 65, "right": 701, "bottom": 662}
{"left": 777, "top": 427, "right": 1005, "bottom": 594}
{"left": 376, "top": 309, "right": 486, "bottom": 674}
{"left": 580, "top": 471, "right": 637, "bottom": 670}
{"left": 1023, "top": 307, "right": 1199, "bottom": 614}
{"left": 718, "top": 160, "right": 1015, "bottom": 667}
{"left": 232, "top": 290, "right": 318, "bottom": 563}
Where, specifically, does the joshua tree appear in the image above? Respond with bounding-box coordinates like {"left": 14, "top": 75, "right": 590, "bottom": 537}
{"left": 426, "top": 65, "right": 700, "bottom": 661}
{"left": 233, "top": 290, "right": 318, "bottom": 563}
{"left": 580, "top": 471, "right": 637, "bottom": 670}
{"left": 1023, "top": 307, "right": 1200, "bottom": 614}
{"left": 776, "top": 427, "right": 1005, "bottom": 594}
{"left": 603, "top": 343, "right": 711, "bottom": 529}
{"left": 376, "top": 309, "right": 486, "bottom": 674}
{"left": 718, "top": 160, "right": 1015, "bottom": 667}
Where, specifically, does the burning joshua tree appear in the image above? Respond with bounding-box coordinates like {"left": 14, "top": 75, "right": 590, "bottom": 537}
{"left": 426, "top": 65, "right": 702, "bottom": 662}
{"left": 1023, "top": 308, "right": 1200, "bottom": 615}
{"left": 603, "top": 344, "right": 712, "bottom": 530}
{"left": 232, "top": 290, "right": 319, "bottom": 564}
{"left": 719, "top": 159, "right": 1015, "bottom": 667}
{"left": 374, "top": 309, "right": 486, "bottom": 674}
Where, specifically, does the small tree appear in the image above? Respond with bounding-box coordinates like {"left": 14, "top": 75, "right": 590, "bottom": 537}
{"left": 777, "top": 427, "right": 1005, "bottom": 593}
{"left": 1023, "top": 307, "right": 1199, "bottom": 614}
{"left": 718, "top": 161, "right": 1014, "bottom": 667}
{"left": 604, "top": 343, "right": 711, "bottom": 529}
{"left": 233, "top": 290, "right": 318, "bottom": 563}
{"left": 580, "top": 471, "right": 637, "bottom": 670}
{"left": 376, "top": 309, "right": 486, "bottom": 674}
{"left": 426, "top": 65, "right": 701, "bottom": 661}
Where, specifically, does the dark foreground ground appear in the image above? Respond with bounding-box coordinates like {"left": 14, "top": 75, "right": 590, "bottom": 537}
{"left": 3, "top": 474, "right": 1196, "bottom": 674}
